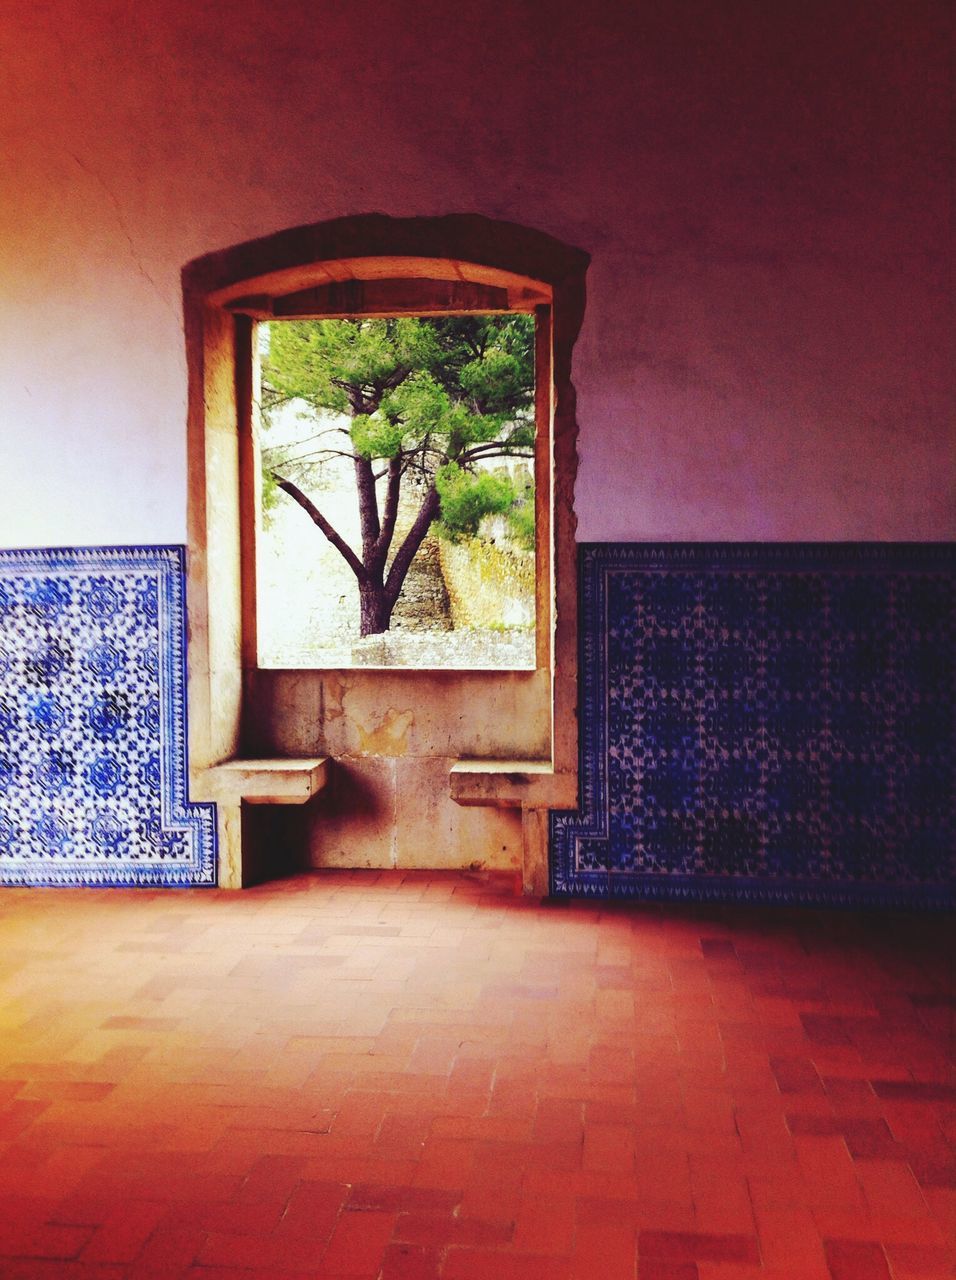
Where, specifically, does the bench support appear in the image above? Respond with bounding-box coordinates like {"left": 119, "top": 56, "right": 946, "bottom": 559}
{"left": 450, "top": 760, "right": 576, "bottom": 896}
{"left": 195, "top": 758, "right": 329, "bottom": 888}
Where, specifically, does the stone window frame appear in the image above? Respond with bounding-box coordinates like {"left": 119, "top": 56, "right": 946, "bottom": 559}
{"left": 182, "top": 215, "right": 588, "bottom": 889}
{"left": 235, "top": 274, "right": 552, "bottom": 674}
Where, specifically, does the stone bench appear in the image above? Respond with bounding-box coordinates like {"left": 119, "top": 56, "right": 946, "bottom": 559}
{"left": 450, "top": 759, "right": 577, "bottom": 895}
{"left": 196, "top": 757, "right": 329, "bottom": 888}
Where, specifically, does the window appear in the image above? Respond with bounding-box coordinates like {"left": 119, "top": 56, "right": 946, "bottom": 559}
{"left": 218, "top": 264, "right": 554, "bottom": 673}
{"left": 246, "top": 291, "right": 548, "bottom": 670}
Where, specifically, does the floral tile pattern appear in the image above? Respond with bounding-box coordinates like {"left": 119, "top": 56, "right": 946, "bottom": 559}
{"left": 0, "top": 546, "right": 215, "bottom": 886}
{"left": 551, "top": 544, "right": 956, "bottom": 906}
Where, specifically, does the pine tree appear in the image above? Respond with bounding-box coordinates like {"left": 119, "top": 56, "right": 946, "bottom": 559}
{"left": 261, "top": 314, "right": 535, "bottom": 637}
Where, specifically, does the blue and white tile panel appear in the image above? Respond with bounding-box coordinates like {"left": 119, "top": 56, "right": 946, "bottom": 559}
{"left": 551, "top": 543, "right": 956, "bottom": 908}
{"left": 0, "top": 546, "right": 216, "bottom": 887}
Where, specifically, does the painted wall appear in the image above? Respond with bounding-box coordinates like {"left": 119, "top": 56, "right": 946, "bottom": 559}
{"left": 1, "top": 0, "right": 952, "bottom": 547}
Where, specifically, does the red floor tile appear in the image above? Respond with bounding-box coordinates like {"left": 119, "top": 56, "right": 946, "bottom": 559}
{"left": 320, "top": 1208, "right": 398, "bottom": 1274}
{"left": 856, "top": 1159, "right": 929, "bottom": 1217}
{"left": 637, "top": 1230, "right": 760, "bottom": 1265}
{"left": 393, "top": 1211, "right": 513, "bottom": 1247}
{"left": 128, "top": 1223, "right": 205, "bottom": 1274}
{"left": 0, "top": 872, "right": 951, "bottom": 1279}
{"left": 871, "top": 1082, "right": 956, "bottom": 1103}
{"left": 823, "top": 1237, "right": 893, "bottom": 1279}
{"left": 379, "top": 1241, "right": 444, "bottom": 1280}
{"left": 444, "top": 1249, "right": 570, "bottom": 1279}
{"left": 752, "top": 1205, "right": 830, "bottom": 1276}
{"left": 512, "top": 1192, "right": 576, "bottom": 1253}
{"left": 639, "top": 1264, "right": 699, "bottom": 1280}
{"left": 80, "top": 1200, "right": 167, "bottom": 1264}
{"left": 793, "top": 1134, "right": 867, "bottom": 1208}
{"left": 771, "top": 1056, "right": 826, "bottom": 1096}
{"left": 883, "top": 1240, "right": 956, "bottom": 1276}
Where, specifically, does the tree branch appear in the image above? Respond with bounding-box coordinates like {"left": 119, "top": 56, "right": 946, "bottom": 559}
{"left": 353, "top": 451, "right": 381, "bottom": 558}
{"left": 269, "top": 427, "right": 352, "bottom": 448}
{"left": 266, "top": 447, "right": 357, "bottom": 464}
{"left": 371, "top": 455, "right": 402, "bottom": 573}
{"left": 384, "top": 484, "right": 441, "bottom": 609}
{"left": 459, "top": 441, "right": 535, "bottom": 463}
{"left": 272, "top": 473, "right": 366, "bottom": 582}
{"left": 376, "top": 364, "right": 412, "bottom": 394}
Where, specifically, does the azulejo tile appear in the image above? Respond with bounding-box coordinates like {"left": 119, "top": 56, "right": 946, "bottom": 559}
{"left": 550, "top": 544, "right": 956, "bottom": 906}
{"left": 0, "top": 546, "right": 215, "bottom": 886}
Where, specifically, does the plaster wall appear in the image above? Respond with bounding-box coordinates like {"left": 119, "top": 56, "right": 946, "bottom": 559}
{"left": 0, "top": 0, "right": 952, "bottom": 879}
{"left": 1, "top": 0, "right": 952, "bottom": 547}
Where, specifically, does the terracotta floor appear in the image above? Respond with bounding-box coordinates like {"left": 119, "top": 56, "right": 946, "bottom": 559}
{"left": 0, "top": 871, "right": 953, "bottom": 1280}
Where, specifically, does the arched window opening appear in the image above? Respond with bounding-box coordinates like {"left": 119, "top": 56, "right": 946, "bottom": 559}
{"left": 183, "top": 216, "right": 587, "bottom": 892}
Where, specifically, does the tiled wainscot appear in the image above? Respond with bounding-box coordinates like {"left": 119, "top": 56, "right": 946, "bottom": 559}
{"left": 551, "top": 543, "right": 956, "bottom": 907}
{"left": 0, "top": 546, "right": 215, "bottom": 886}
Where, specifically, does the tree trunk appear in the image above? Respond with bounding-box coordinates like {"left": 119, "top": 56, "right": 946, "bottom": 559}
{"left": 276, "top": 467, "right": 442, "bottom": 640}
{"left": 358, "top": 580, "right": 393, "bottom": 638}
{"left": 356, "top": 485, "right": 443, "bottom": 637}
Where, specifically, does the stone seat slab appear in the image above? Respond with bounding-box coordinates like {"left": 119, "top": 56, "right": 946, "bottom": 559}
{"left": 199, "top": 757, "right": 329, "bottom": 805}
{"left": 450, "top": 759, "right": 576, "bottom": 810}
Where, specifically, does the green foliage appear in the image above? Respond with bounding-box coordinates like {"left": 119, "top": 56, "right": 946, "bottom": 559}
{"left": 506, "top": 499, "right": 536, "bottom": 551}
{"left": 259, "top": 310, "right": 537, "bottom": 633}
{"left": 261, "top": 313, "right": 535, "bottom": 470}
{"left": 263, "top": 317, "right": 441, "bottom": 418}
{"left": 349, "top": 413, "right": 406, "bottom": 460}
{"left": 259, "top": 465, "right": 282, "bottom": 521}
{"left": 433, "top": 462, "right": 536, "bottom": 549}
{"left": 434, "top": 463, "right": 518, "bottom": 540}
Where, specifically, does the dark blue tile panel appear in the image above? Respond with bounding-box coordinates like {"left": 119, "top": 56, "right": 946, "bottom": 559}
{"left": 0, "top": 546, "right": 216, "bottom": 886}
{"left": 550, "top": 544, "right": 955, "bottom": 907}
